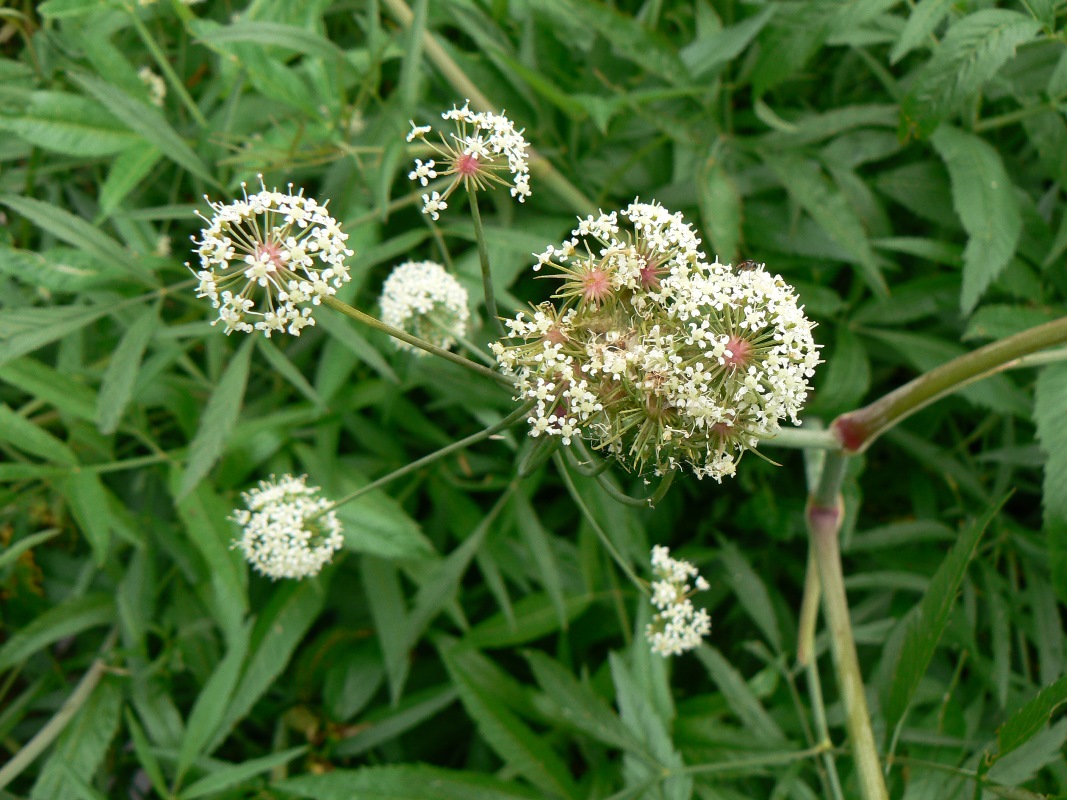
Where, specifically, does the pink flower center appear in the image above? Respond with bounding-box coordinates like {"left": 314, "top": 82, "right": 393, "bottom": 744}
{"left": 712, "top": 422, "right": 734, "bottom": 438}
{"left": 722, "top": 336, "right": 753, "bottom": 369}
{"left": 544, "top": 326, "right": 568, "bottom": 346}
{"left": 639, "top": 257, "right": 666, "bottom": 289}
{"left": 456, "top": 153, "right": 480, "bottom": 176}
{"left": 581, "top": 268, "right": 612, "bottom": 305}
{"left": 255, "top": 241, "right": 286, "bottom": 270}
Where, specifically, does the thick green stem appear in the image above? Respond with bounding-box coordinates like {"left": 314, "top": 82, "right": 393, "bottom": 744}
{"left": 380, "top": 0, "right": 598, "bottom": 217}
{"left": 321, "top": 399, "right": 535, "bottom": 515}
{"left": 766, "top": 425, "right": 842, "bottom": 451}
{"left": 833, "top": 316, "right": 1067, "bottom": 453}
{"left": 806, "top": 452, "right": 888, "bottom": 800}
{"left": 321, "top": 295, "right": 513, "bottom": 387}
{"left": 469, "top": 192, "right": 504, "bottom": 337}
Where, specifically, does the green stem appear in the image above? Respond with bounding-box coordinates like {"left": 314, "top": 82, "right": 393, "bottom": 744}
{"left": 469, "top": 192, "right": 504, "bottom": 338}
{"left": 321, "top": 399, "right": 535, "bottom": 515}
{"left": 129, "top": 11, "right": 209, "bottom": 129}
{"left": 0, "top": 629, "right": 117, "bottom": 792}
{"left": 833, "top": 316, "right": 1067, "bottom": 454}
{"left": 320, "top": 295, "right": 513, "bottom": 387}
{"left": 379, "top": 0, "right": 598, "bottom": 217}
{"left": 806, "top": 451, "right": 888, "bottom": 800}
{"left": 682, "top": 742, "right": 835, "bottom": 776}
{"left": 765, "top": 425, "right": 842, "bottom": 451}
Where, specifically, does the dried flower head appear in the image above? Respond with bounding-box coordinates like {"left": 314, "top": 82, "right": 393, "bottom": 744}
{"left": 492, "top": 200, "right": 820, "bottom": 481}
{"left": 406, "top": 100, "right": 531, "bottom": 218}
{"left": 380, "top": 260, "right": 470, "bottom": 353}
{"left": 645, "top": 545, "right": 711, "bottom": 657}
{"left": 189, "top": 177, "right": 352, "bottom": 337}
{"left": 231, "top": 474, "right": 344, "bottom": 580}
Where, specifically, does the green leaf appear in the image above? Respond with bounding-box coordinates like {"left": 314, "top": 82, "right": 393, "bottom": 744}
{"left": 682, "top": 6, "right": 776, "bottom": 78}
{"left": 334, "top": 486, "right": 433, "bottom": 560}
{"left": 0, "top": 91, "right": 140, "bottom": 156}
{"left": 193, "top": 20, "right": 345, "bottom": 60}
{"left": 929, "top": 125, "right": 1021, "bottom": 313}
{"left": 0, "top": 357, "right": 98, "bottom": 422}
{"left": 97, "top": 303, "right": 158, "bottom": 434}
{"left": 991, "top": 676, "right": 1067, "bottom": 764}
{"left": 902, "top": 11, "right": 1042, "bottom": 137}
{"left": 256, "top": 338, "right": 324, "bottom": 411}
{"left": 811, "top": 325, "right": 870, "bottom": 413}
{"left": 510, "top": 493, "right": 567, "bottom": 631}
{"left": 963, "top": 305, "right": 1057, "bottom": 342}
{"left": 699, "top": 160, "right": 743, "bottom": 265}
{"left": 442, "top": 643, "right": 581, "bottom": 800}
{"left": 0, "top": 528, "right": 59, "bottom": 571}
{"left": 1035, "top": 364, "right": 1067, "bottom": 526}
{"left": 696, "top": 645, "right": 787, "bottom": 742}
{"left": 466, "top": 592, "right": 592, "bottom": 649}
{"left": 882, "top": 499, "right": 1005, "bottom": 737}
{"left": 0, "top": 593, "right": 114, "bottom": 671}
{"left": 361, "top": 556, "right": 411, "bottom": 704}
{"left": 333, "top": 685, "right": 458, "bottom": 757}
{"left": 719, "top": 541, "right": 782, "bottom": 654}
{"left": 0, "top": 305, "right": 112, "bottom": 366}
{"left": 98, "top": 143, "right": 163, "bottom": 219}
{"left": 277, "top": 764, "right": 541, "bottom": 800}
{"left": 63, "top": 470, "right": 114, "bottom": 566}
{"left": 889, "top": 0, "right": 954, "bottom": 64}
{"left": 36, "top": 0, "right": 109, "bottom": 17}
{"left": 762, "top": 153, "right": 888, "bottom": 296}
{"left": 0, "top": 403, "right": 77, "bottom": 464}
{"left": 30, "top": 678, "right": 122, "bottom": 800}
{"left": 180, "top": 746, "right": 306, "bottom": 799}
{"left": 68, "top": 72, "right": 215, "bottom": 185}
{"left": 176, "top": 620, "right": 252, "bottom": 782}
{"left": 125, "top": 710, "right": 168, "bottom": 800}
{"left": 178, "top": 336, "right": 254, "bottom": 498}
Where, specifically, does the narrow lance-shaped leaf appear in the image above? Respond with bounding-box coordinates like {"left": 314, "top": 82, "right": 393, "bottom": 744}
{"left": 989, "top": 676, "right": 1067, "bottom": 765}
{"left": 97, "top": 302, "right": 159, "bottom": 434}
{"left": 930, "top": 125, "right": 1022, "bottom": 314}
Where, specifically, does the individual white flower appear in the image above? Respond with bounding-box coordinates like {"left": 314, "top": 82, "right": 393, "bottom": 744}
{"left": 645, "top": 545, "right": 711, "bottom": 657}
{"left": 231, "top": 474, "right": 344, "bottom": 580}
{"left": 188, "top": 177, "right": 353, "bottom": 337}
{"left": 138, "top": 66, "right": 166, "bottom": 107}
{"left": 380, "top": 260, "right": 469, "bottom": 353}
{"left": 406, "top": 100, "right": 531, "bottom": 217}
{"left": 494, "top": 201, "right": 821, "bottom": 481}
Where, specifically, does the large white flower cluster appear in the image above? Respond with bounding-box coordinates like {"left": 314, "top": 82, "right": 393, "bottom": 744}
{"left": 492, "top": 200, "right": 820, "bottom": 481}
{"left": 645, "top": 545, "right": 711, "bottom": 657}
{"left": 231, "top": 474, "right": 344, "bottom": 580}
{"left": 380, "top": 260, "right": 470, "bottom": 354}
{"left": 407, "top": 101, "right": 531, "bottom": 219}
{"left": 189, "top": 178, "right": 353, "bottom": 337}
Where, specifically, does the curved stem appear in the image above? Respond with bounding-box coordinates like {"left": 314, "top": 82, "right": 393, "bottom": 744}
{"left": 806, "top": 451, "right": 888, "bottom": 800}
{"left": 321, "top": 399, "right": 536, "bottom": 515}
{"left": 469, "top": 192, "right": 504, "bottom": 338}
{"left": 765, "top": 425, "right": 842, "bottom": 451}
{"left": 833, "top": 316, "right": 1067, "bottom": 453}
{"left": 321, "top": 295, "right": 513, "bottom": 387}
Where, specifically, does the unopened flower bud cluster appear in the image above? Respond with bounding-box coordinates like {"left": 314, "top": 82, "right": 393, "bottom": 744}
{"left": 646, "top": 545, "right": 711, "bottom": 657}
{"left": 189, "top": 178, "right": 353, "bottom": 337}
{"left": 231, "top": 474, "right": 344, "bottom": 580}
{"left": 492, "top": 200, "right": 820, "bottom": 481}
{"left": 407, "top": 101, "right": 531, "bottom": 219}
{"left": 380, "top": 260, "right": 470, "bottom": 353}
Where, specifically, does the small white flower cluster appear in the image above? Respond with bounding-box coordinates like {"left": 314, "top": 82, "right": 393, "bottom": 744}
{"left": 189, "top": 178, "right": 353, "bottom": 337}
{"left": 492, "top": 200, "right": 820, "bottom": 481}
{"left": 231, "top": 474, "right": 344, "bottom": 580}
{"left": 380, "top": 260, "right": 470, "bottom": 354}
{"left": 138, "top": 66, "right": 166, "bottom": 107}
{"left": 406, "top": 101, "right": 531, "bottom": 219}
{"left": 646, "top": 545, "right": 711, "bottom": 657}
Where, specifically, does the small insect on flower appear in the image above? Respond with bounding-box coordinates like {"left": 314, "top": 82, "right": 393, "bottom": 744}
{"left": 231, "top": 474, "right": 344, "bottom": 580}
{"left": 406, "top": 100, "right": 531, "bottom": 218}
{"left": 645, "top": 545, "right": 711, "bottom": 657}
{"left": 188, "top": 177, "right": 353, "bottom": 337}
{"left": 380, "top": 260, "right": 470, "bottom": 354}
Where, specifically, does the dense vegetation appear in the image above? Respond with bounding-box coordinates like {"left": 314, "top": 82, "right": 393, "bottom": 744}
{"left": 1, "top": 1, "right": 1066, "bottom": 798}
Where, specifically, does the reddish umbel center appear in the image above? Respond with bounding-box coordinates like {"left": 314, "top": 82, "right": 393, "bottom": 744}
{"left": 456, "top": 153, "right": 480, "bottom": 176}
{"left": 711, "top": 422, "right": 734, "bottom": 438}
{"left": 581, "top": 267, "right": 612, "bottom": 304}
{"left": 639, "top": 257, "right": 667, "bottom": 289}
{"left": 254, "top": 241, "right": 286, "bottom": 270}
{"left": 722, "top": 335, "right": 753, "bottom": 369}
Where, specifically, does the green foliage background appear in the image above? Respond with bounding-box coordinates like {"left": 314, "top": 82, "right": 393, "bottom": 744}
{"left": 1, "top": 0, "right": 1066, "bottom": 798}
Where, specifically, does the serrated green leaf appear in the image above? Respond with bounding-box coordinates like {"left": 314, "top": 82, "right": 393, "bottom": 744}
{"left": 124, "top": 710, "right": 168, "bottom": 800}
{"left": 696, "top": 645, "right": 787, "bottom": 742}
{"left": 719, "top": 541, "right": 782, "bottom": 654}
{"left": 749, "top": 3, "right": 836, "bottom": 95}
{"left": 963, "top": 305, "right": 1057, "bottom": 342}
{"left": 762, "top": 153, "right": 888, "bottom": 296}
{"left": 902, "top": 11, "right": 1042, "bottom": 137}
{"left": 988, "top": 718, "right": 1067, "bottom": 787}
{"left": 361, "top": 556, "right": 410, "bottom": 704}
{"left": 889, "top": 0, "right": 954, "bottom": 64}
{"left": 178, "top": 336, "right": 254, "bottom": 498}
{"left": 0, "top": 357, "right": 97, "bottom": 421}
{"left": 0, "top": 403, "right": 77, "bottom": 464}
{"left": 699, "top": 160, "right": 742, "bottom": 265}
{"left": 0, "top": 91, "right": 140, "bottom": 157}
{"left": 69, "top": 72, "right": 215, "bottom": 185}
{"left": 97, "top": 303, "right": 158, "bottom": 434}
{"left": 466, "top": 592, "right": 592, "bottom": 649}
{"left": 682, "top": 6, "right": 776, "bottom": 78}
{"left": 277, "top": 764, "right": 542, "bottom": 800}
{"left": 511, "top": 493, "right": 567, "bottom": 631}
{"left": 256, "top": 338, "right": 324, "bottom": 411}
{"left": 333, "top": 684, "right": 457, "bottom": 757}
{"left": 0, "top": 593, "right": 114, "bottom": 671}
{"left": 442, "top": 643, "right": 580, "bottom": 800}
{"left": 992, "top": 676, "right": 1067, "bottom": 765}
{"left": 30, "top": 677, "right": 122, "bottom": 800}
{"left": 180, "top": 746, "right": 306, "bottom": 799}
{"left": 98, "top": 143, "right": 163, "bottom": 219}
{"left": 929, "top": 125, "right": 1021, "bottom": 313}
{"left": 63, "top": 470, "right": 114, "bottom": 566}
{"left": 193, "top": 19, "right": 345, "bottom": 60}
{"left": 1035, "top": 364, "right": 1067, "bottom": 526}
{"left": 812, "top": 325, "right": 870, "bottom": 413}
{"left": 883, "top": 499, "right": 1005, "bottom": 737}
{"left": 333, "top": 484, "right": 433, "bottom": 561}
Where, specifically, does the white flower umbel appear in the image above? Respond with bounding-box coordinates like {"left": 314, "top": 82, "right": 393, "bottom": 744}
{"left": 645, "top": 545, "right": 711, "bottom": 657}
{"left": 231, "top": 474, "right": 344, "bottom": 580}
{"left": 380, "top": 260, "right": 470, "bottom": 353}
{"left": 493, "top": 200, "right": 821, "bottom": 481}
{"left": 138, "top": 66, "right": 166, "bottom": 107}
{"left": 189, "top": 177, "right": 353, "bottom": 337}
{"left": 406, "top": 100, "right": 531, "bottom": 218}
